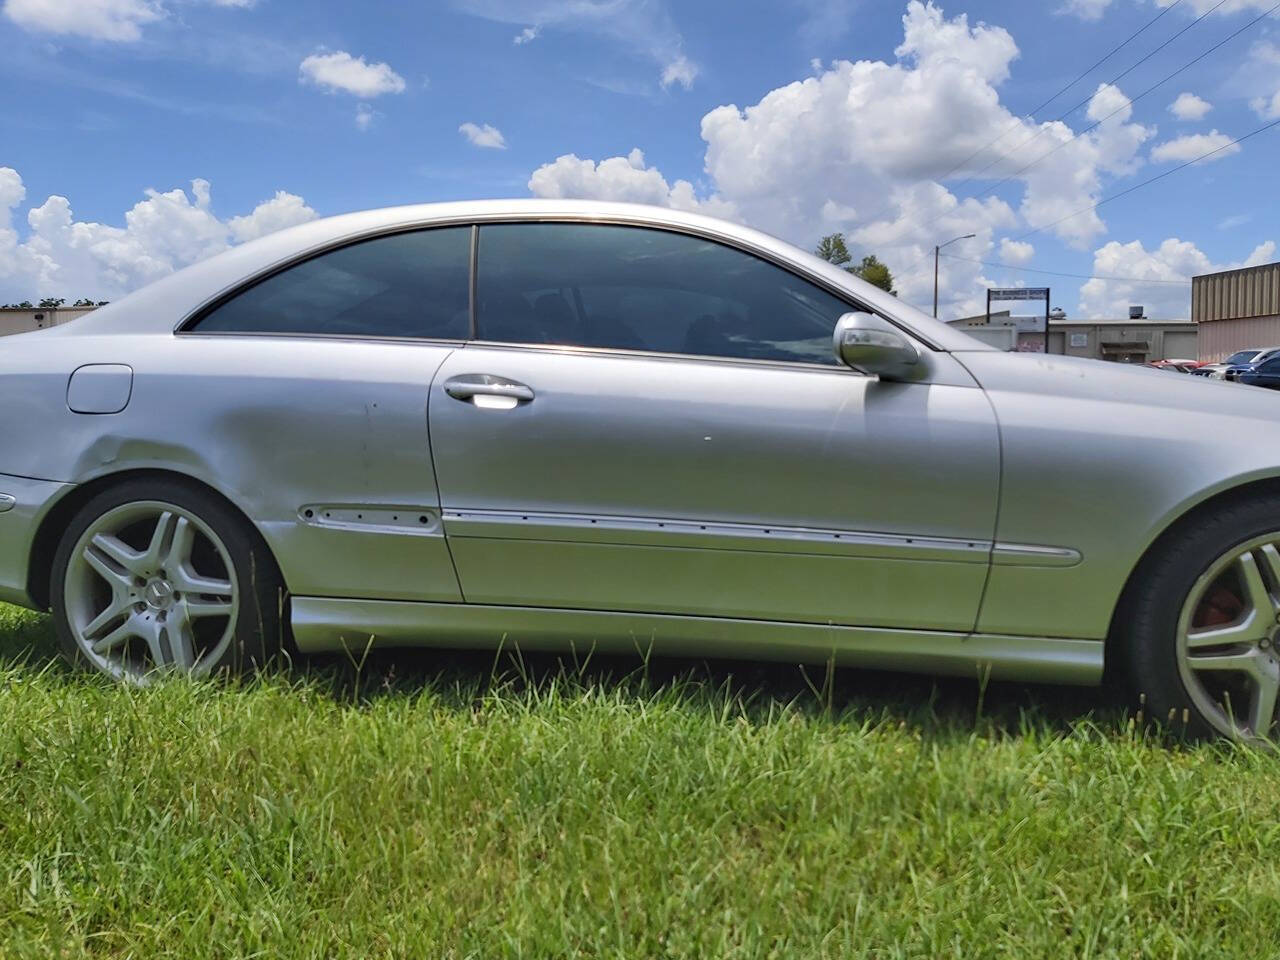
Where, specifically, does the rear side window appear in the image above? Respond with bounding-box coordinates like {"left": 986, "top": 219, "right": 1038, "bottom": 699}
{"left": 474, "top": 223, "right": 849, "bottom": 365}
{"left": 1258, "top": 358, "right": 1280, "bottom": 373}
{"left": 191, "top": 227, "right": 471, "bottom": 339}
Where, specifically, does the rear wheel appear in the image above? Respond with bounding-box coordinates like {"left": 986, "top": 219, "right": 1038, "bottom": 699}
{"left": 51, "top": 479, "right": 284, "bottom": 681}
{"left": 1124, "top": 496, "right": 1280, "bottom": 741}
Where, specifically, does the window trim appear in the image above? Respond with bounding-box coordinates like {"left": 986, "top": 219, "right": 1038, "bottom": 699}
{"left": 174, "top": 213, "right": 930, "bottom": 352}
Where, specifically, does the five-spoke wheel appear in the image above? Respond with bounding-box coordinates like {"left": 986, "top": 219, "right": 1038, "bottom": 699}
{"left": 51, "top": 479, "right": 283, "bottom": 681}
{"left": 1176, "top": 537, "right": 1280, "bottom": 740}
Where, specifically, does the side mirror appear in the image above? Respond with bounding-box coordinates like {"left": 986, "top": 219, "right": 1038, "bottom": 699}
{"left": 832, "top": 311, "right": 920, "bottom": 380}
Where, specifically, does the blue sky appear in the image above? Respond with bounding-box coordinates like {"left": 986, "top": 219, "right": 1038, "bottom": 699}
{"left": 1, "top": 0, "right": 1278, "bottom": 318}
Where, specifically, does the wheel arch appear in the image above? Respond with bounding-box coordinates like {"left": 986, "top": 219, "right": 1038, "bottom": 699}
{"left": 27, "top": 467, "right": 283, "bottom": 610}
{"left": 1104, "top": 474, "right": 1280, "bottom": 678}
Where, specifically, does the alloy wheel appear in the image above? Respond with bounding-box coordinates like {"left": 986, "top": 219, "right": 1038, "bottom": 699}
{"left": 1176, "top": 534, "right": 1280, "bottom": 740}
{"left": 63, "top": 500, "right": 240, "bottom": 681}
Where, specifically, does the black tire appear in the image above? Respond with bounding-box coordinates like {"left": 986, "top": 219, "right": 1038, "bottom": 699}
{"left": 1119, "top": 493, "right": 1280, "bottom": 740}
{"left": 51, "top": 477, "right": 286, "bottom": 678}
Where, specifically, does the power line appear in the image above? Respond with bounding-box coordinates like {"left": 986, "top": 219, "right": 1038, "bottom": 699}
{"left": 920, "top": 0, "right": 1186, "bottom": 192}
{"left": 949, "top": 0, "right": 1227, "bottom": 194}
{"left": 939, "top": 252, "right": 1193, "bottom": 284}
{"left": 955, "top": 0, "right": 1279, "bottom": 207}
{"left": 1010, "top": 115, "right": 1280, "bottom": 242}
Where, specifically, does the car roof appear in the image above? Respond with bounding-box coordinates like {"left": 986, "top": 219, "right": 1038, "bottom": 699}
{"left": 54, "top": 199, "right": 987, "bottom": 352}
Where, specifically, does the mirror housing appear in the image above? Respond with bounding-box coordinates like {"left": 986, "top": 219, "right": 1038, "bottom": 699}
{"left": 832, "top": 312, "right": 920, "bottom": 380}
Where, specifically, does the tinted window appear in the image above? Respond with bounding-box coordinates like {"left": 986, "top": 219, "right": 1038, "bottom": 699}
{"left": 193, "top": 228, "right": 471, "bottom": 339}
{"left": 1226, "top": 350, "right": 1262, "bottom": 364}
{"left": 475, "top": 224, "right": 850, "bottom": 365}
{"left": 1258, "top": 358, "right": 1280, "bottom": 373}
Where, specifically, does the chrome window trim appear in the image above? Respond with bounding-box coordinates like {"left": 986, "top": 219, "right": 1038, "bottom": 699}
{"left": 174, "top": 212, "right": 940, "bottom": 351}
{"left": 457, "top": 338, "right": 871, "bottom": 376}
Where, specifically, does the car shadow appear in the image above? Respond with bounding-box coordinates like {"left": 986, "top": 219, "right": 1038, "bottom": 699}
{"left": 297, "top": 643, "right": 1121, "bottom": 741}
{"left": 0, "top": 612, "right": 1120, "bottom": 740}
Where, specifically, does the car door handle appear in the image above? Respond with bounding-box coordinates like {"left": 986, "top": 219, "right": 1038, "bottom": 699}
{"left": 443, "top": 374, "right": 535, "bottom": 404}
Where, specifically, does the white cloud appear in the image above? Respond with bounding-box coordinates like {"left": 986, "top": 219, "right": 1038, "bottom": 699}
{"left": 1078, "top": 237, "right": 1276, "bottom": 318}
{"left": 1160, "top": 0, "right": 1277, "bottom": 12}
{"left": 660, "top": 55, "right": 697, "bottom": 90}
{"left": 527, "top": 3, "right": 1157, "bottom": 317}
{"left": 1254, "top": 91, "right": 1280, "bottom": 119}
{"left": 2, "top": 0, "right": 162, "bottom": 41}
{"left": 529, "top": 149, "right": 735, "bottom": 216}
{"left": 1057, "top": 0, "right": 1114, "bottom": 20}
{"left": 513, "top": 25, "right": 538, "bottom": 44}
{"left": 227, "top": 190, "right": 317, "bottom": 243}
{"left": 999, "top": 238, "right": 1035, "bottom": 264}
{"left": 0, "top": 169, "right": 317, "bottom": 301}
{"left": 299, "top": 51, "right": 406, "bottom": 98}
{"left": 455, "top": 0, "right": 698, "bottom": 90}
{"left": 355, "top": 103, "right": 377, "bottom": 131}
{"left": 1169, "top": 92, "right": 1212, "bottom": 120}
{"left": 1150, "top": 130, "right": 1240, "bottom": 164}
{"left": 459, "top": 122, "right": 508, "bottom": 150}
{"left": 1218, "top": 213, "right": 1252, "bottom": 230}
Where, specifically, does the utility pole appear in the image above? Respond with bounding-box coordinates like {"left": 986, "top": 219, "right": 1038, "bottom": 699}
{"left": 934, "top": 233, "right": 975, "bottom": 318}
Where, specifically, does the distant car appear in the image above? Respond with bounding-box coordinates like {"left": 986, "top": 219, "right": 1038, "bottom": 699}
{"left": 1226, "top": 354, "right": 1280, "bottom": 389}
{"left": 1195, "top": 348, "right": 1280, "bottom": 378}
{"left": 1147, "top": 359, "right": 1202, "bottom": 374}
{"left": 8, "top": 199, "right": 1280, "bottom": 742}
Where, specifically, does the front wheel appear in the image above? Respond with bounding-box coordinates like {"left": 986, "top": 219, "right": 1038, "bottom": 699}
{"left": 51, "top": 479, "right": 284, "bottom": 681}
{"left": 1123, "top": 495, "right": 1280, "bottom": 741}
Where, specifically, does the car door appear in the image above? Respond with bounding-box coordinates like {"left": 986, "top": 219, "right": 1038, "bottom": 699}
{"left": 428, "top": 222, "right": 1000, "bottom": 631}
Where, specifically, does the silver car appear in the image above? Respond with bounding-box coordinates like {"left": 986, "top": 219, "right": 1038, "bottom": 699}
{"left": 3, "top": 200, "right": 1280, "bottom": 740}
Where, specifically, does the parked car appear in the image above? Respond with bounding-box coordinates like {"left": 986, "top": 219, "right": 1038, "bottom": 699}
{"left": 1147, "top": 359, "right": 1202, "bottom": 374}
{"left": 1194, "top": 348, "right": 1280, "bottom": 378}
{"left": 4, "top": 200, "right": 1280, "bottom": 741}
{"left": 1225, "top": 354, "right": 1280, "bottom": 389}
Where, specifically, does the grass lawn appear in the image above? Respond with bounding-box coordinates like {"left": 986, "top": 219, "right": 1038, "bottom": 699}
{"left": 2, "top": 601, "right": 1279, "bottom": 958}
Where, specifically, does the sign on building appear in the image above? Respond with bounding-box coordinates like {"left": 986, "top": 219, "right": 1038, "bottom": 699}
{"left": 987, "top": 287, "right": 1050, "bottom": 354}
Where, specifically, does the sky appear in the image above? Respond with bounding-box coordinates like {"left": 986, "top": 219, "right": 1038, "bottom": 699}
{"left": 1, "top": 0, "right": 1278, "bottom": 320}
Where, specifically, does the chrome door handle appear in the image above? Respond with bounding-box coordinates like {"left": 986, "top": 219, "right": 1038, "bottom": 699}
{"left": 443, "top": 374, "right": 535, "bottom": 403}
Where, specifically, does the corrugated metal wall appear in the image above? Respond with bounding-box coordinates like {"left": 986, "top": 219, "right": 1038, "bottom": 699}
{"left": 1197, "top": 316, "right": 1280, "bottom": 363}
{"left": 1192, "top": 262, "right": 1280, "bottom": 323}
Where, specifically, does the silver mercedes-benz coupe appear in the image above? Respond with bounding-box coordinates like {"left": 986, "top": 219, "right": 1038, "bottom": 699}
{"left": 3, "top": 199, "right": 1280, "bottom": 739}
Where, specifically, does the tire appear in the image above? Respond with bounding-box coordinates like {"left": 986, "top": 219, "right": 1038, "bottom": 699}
{"left": 51, "top": 477, "right": 285, "bottom": 681}
{"left": 1121, "top": 493, "right": 1280, "bottom": 741}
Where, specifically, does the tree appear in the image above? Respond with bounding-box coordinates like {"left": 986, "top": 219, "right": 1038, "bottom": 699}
{"left": 814, "top": 234, "right": 896, "bottom": 295}
{"left": 38, "top": 297, "right": 66, "bottom": 309}
{"left": 851, "top": 255, "right": 896, "bottom": 296}
{"left": 1, "top": 301, "right": 34, "bottom": 309}
{"left": 815, "top": 233, "right": 852, "bottom": 268}
{"left": 72, "top": 298, "right": 109, "bottom": 307}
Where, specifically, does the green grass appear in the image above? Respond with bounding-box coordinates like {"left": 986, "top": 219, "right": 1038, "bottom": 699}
{"left": 2, "top": 602, "right": 1279, "bottom": 959}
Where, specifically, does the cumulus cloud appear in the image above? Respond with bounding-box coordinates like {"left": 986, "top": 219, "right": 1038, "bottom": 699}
{"left": 529, "top": 149, "right": 736, "bottom": 217}
{"left": 299, "top": 51, "right": 406, "bottom": 98}
{"left": 512, "top": 25, "right": 538, "bottom": 44}
{"left": 459, "top": 122, "right": 508, "bottom": 149}
{"left": 1150, "top": 130, "right": 1241, "bottom": 164}
{"left": 1079, "top": 237, "right": 1276, "bottom": 318}
{"left": 2, "top": 0, "right": 162, "bottom": 41}
{"left": 1169, "top": 92, "right": 1212, "bottom": 120}
{"left": 999, "top": 238, "right": 1035, "bottom": 264}
{"left": 455, "top": 0, "right": 697, "bottom": 90}
{"left": 0, "top": 169, "right": 317, "bottom": 301}
{"left": 354, "top": 103, "right": 377, "bottom": 131}
{"left": 529, "top": 2, "right": 1154, "bottom": 317}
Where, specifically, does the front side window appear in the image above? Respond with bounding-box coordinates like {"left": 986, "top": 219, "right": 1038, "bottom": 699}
{"left": 192, "top": 227, "right": 471, "bottom": 339}
{"left": 474, "top": 223, "right": 851, "bottom": 365}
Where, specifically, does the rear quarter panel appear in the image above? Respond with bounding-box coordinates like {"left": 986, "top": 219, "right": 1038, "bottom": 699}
{"left": 0, "top": 330, "right": 463, "bottom": 604}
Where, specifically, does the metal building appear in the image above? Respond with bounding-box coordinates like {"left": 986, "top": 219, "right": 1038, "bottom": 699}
{"left": 0, "top": 305, "right": 99, "bottom": 337}
{"left": 1193, "top": 261, "right": 1280, "bottom": 362}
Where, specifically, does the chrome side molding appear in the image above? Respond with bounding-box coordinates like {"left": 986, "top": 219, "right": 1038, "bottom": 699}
{"left": 0, "top": 494, "right": 14, "bottom": 514}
